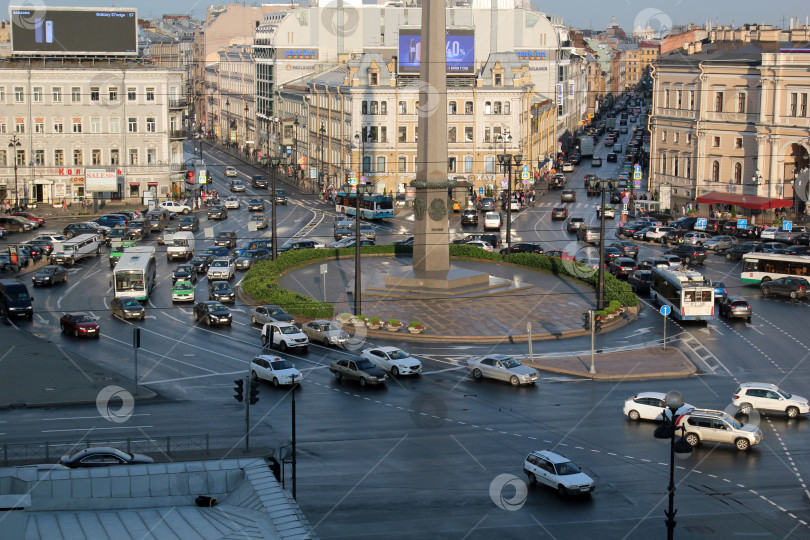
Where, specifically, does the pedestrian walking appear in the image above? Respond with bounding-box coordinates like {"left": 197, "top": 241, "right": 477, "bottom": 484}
{"left": 62, "top": 199, "right": 68, "bottom": 213}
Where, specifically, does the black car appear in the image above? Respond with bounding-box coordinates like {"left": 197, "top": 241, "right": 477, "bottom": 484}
{"left": 627, "top": 269, "right": 652, "bottom": 295}
{"left": 669, "top": 217, "right": 697, "bottom": 230}
{"left": 610, "top": 241, "right": 639, "bottom": 258}
{"left": 609, "top": 257, "right": 637, "bottom": 278}
{"left": 190, "top": 254, "right": 215, "bottom": 274}
{"left": 461, "top": 209, "right": 479, "bottom": 226}
{"left": 248, "top": 198, "right": 265, "bottom": 212}
{"left": 172, "top": 264, "right": 197, "bottom": 284}
{"left": 663, "top": 229, "right": 687, "bottom": 245}
{"left": 25, "top": 238, "right": 55, "bottom": 255}
{"left": 252, "top": 175, "right": 268, "bottom": 188}
{"left": 785, "top": 245, "right": 810, "bottom": 256}
{"left": 214, "top": 231, "right": 237, "bottom": 249}
{"left": 620, "top": 221, "right": 646, "bottom": 237}
{"left": 609, "top": 191, "right": 621, "bottom": 204}
{"left": 207, "top": 205, "right": 228, "bottom": 220}
{"left": 718, "top": 297, "right": 752, "bottom": 322}
{"left": 63, "top": 222, "right": 105, "bottom": 239}
{"left": 127, "top": 219, "right": 151, "bottom": 238}
{"left": 604, "top": 246, "right": 623, "bottom": 262}
{"left": 666, "top": 244, "right": 708, "bottom": 265}
{"left": 586, "top": 184, "right": 601, "bottom": 196}
{"left": 737, "top": 225, "right": 763, "bottom": 239}
{"left": 462, "top": 234, "right": 500, "bottom": 248}
{"left": 725, "top": 242, "right": 759, "bottom": 261}
{"left": 194, "top": 300, "right": 232, "bottom": 326}
{"left": 499, "top": 243, "right": 544, "bottom": 255}
{"left": 274, "top": 189, "right": 288, "bottom": 204}
{"left": 607, "top": 152, "right": 618, "bottom": 162}
{"left": 278, "top": 240, "right": 322, "bottom": 252}
{"left": 752, "top": 242, "right": 788, "bottom": 253}
{"left": 110, "top": 296, "right": 146, "bottom": 320}
{"left": 31, "top": 265, "right": 68, "bottom": 286}
{"left": 208, "top": 280, "right": 236, "bottom": 303}
{"left": 551, "top": 207, "right": 568, "bottom": 220}
{"left": 178, "top": 216, "right": 200, "bottom": 232}
{"left": 795, "top": 232, "right": 810, "bottom": 246}
{"left": 760, "top": 277, "right": 810, "bottom": 299}
{"left": 58, "top": 447, "right": 154, "bottom": 468}
{"left": 570, "top": 153, "right": 581, "bottom": 165}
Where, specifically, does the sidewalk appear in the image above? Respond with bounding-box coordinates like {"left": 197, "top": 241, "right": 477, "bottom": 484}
{"left": 0, "top": 324, "right": 156, "bottom": 409}
{"left": 524, "top": 346, "right": 696, "bottom": 380}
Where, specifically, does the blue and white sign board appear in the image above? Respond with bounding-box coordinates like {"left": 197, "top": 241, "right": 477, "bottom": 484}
{"left": 696, "top": 218, "right": 707, "bottom": 229}
{"left": 622, "top": 197, "right": 630, "bottom": 204}
{"left": 633, "top": 171, "right": 642, "bottom": 180}
{"left": 360, "top": 176, "right": 368, "bottom": 184}
{"left": 347, "top": 177, "right": 357, "bottom": 186}
{"left": 522, "top": 166, "right": 530, "bottom": 180}
{"left": 501, "top": 177, "right": 508, "bottom": 188}
{"left": 479, "top": 187, "right": 484, "bottom": 195}
{"left": 634, "top": 164, "right": 641, "bottom": 172}
{"left": 660, "top": 305, "right": 671, "bottom": 316}
{"left": 783, "top": 220, "right": 793, "bottom": 231}
{"left": 737, "top": 218, "right": 747, "bottom": 229}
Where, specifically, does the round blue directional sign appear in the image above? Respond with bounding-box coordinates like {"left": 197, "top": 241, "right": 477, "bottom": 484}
{"left": 660, "top": 305, "right": 671, "bottom": 316}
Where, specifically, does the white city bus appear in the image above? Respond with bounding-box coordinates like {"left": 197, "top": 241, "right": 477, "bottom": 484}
{"left": 113, "top": 246, "right": 157, "bottom": 301}
{"left": 741, "top": 253, "right": 810, "bottom": 285}
{"left": 651, "top": 267, "right": 714, "bottom": 321}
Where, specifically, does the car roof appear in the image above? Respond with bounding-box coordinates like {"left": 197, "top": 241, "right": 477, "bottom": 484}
{"left": 254, "top": 354, "right": 284, "bottom": 362}
{"left": 739, "top": 382, "right": 777, "bottom": 390}
{"left": 635, "top": 391, "right": 666, "bottom": 400}
{"left": 531, "top": 450, "right": 571, "bottom": 464}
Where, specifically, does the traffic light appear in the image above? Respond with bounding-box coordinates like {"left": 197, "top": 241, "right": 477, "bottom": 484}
{"left": 185, "top": 170, "right": 194, "bottom": 185}
{"left": 582, "top": 312, "right": 592, "bottom": 331}
{"left": 248, "top": 380, "right": 260, "bottom": 405}
{"left": 594, "top": 314, "right": 603, "bottom": 333}
{"left": 234, "top": 379, "right": 244, "bottom": 402}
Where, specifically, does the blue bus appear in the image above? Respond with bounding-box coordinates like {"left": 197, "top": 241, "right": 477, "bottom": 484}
{"left": 335, "top": 191, "right": 394, "bottom": 219}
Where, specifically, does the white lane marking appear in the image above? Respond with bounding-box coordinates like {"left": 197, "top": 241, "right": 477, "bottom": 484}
{"left": 144, "top": 370, "right": 246, "bottom": 385}
{"left": 41, "top": 414, "right": 151, "bottom": 422}
{"left": 42, "top": 425, "right": 154, "bottom": 433}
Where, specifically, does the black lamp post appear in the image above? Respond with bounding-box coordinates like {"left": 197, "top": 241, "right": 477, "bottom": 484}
{"left": 244, "top": 104, "right": 250, "bottom": 157}
{"left": 293, "top": 118, "right": 300, "bottom": 181}
{"left": 225, "top": 98, "right": 230, "bottom": 147}
{"left": 8, "top": 135, "right": 21, "bottom": 210}
{"left": 653, "top": 391, "right": 693, "bottom": 540}
{"left": 343, "top": 181, "right": 373, "bottom": 315}
{"left": 585, "top": 176, "right": 619, "bottom": 311}
{"left": 319, "top": 122, "right": 326, "bottom": 190}
{"left": 497, "top": 147, "right": 522, "bottom": 250}
{"left": 270, "top": 157, "right": 281, "bottom": 260}
{"left": 208, "top": 96, "right": 214, "bottom": 139}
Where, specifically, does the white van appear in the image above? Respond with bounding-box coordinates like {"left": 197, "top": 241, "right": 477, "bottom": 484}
{"left": 50, "top": 234, "right": 102, "bottom": 266}
{"left": 166, "top": 231, "right": 195, "bottom": 261}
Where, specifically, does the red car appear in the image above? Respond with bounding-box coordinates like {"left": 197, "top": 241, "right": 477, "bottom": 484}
{"left": 59, "top": 312, "right": 100, "bottom": 338}
{"left": 11, "top": 212, "right": 45, "bottom": 226}
{"left": 545, "top": 250, "right": 577, "bottom": 261}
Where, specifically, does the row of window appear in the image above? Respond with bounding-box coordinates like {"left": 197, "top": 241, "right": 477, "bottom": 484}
{"left": 349, "top": 154, "right": 513, "bottom": 175}
{"left": 0, "top": 117, "right": 166, "bottom": 135}
{"left": 659, "top": 154, "right": 747, "bottom": 185}
{"left": 361, "top": 99, "right": 511, "bottom": 116}
{"left": 0, "top": 148, "right": 161, "bottom": 167}
{"left": 663, "top": 88, "right": 809, "bottom": 117}
{"left": 0, "top": 86, "right": 164, "bottom": 104}
{"left": 661, "top": 131, "right": 748, "bottom": 150}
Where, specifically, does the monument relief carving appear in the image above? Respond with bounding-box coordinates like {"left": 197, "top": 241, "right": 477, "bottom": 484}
{"left": 413, "top": 198, "right": 427, "bottom": 221}
{"left": 428, "top": 198, "right": 447, "bottom": 221}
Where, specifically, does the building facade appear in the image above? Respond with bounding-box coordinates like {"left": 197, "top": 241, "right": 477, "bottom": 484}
{"left": 0, "top": 62, "right": 186, "bottom": 205}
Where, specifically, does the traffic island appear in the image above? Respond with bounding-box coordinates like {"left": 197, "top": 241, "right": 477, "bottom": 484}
{"left": 524, "top": 346, "right": 696, "bottom": 380}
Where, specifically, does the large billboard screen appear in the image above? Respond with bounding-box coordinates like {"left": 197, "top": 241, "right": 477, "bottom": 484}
{"left": 398, "top": 28, "right": 474, "bottom": 74}
{"left": 10, "top": 6, "right": 138, "bottom": 56}
{"left": 85, "top": 168, "right": 118, "bottom": 192}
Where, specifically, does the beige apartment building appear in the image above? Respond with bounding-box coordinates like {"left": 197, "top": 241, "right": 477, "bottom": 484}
{"left": 650, "top": 39, "right": 810, "bottom": 213}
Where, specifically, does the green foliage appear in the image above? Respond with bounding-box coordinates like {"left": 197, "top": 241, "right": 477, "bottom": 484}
{"left": 367, "top": 317, "right": 381, "bottom": 325}
{"left": 408, "top": 321, "right": 424, "bottom": 328}
{"left": 387, "top": 319, "right": 402, "bottom": 326}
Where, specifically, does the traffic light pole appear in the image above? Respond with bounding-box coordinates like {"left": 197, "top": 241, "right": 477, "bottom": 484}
{"left": 589, "top": 310, "right": 596, "bottom": 375}
{"left": 597, "top": 186, "right": 608, "bottom": 311}
{"left": 244, "top": 374, "right": 251, "bottom": 453}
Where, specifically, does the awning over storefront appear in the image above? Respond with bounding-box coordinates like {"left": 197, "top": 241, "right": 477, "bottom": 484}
{"left": 696, "top": 191, "right": 793, "bottom": 210}
{"left": 128, "top": 182, "right": 140, "bottom": 186}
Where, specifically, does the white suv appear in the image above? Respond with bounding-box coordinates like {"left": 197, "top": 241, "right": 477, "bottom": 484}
{"left": 645, "top": 226, "right": 675, "bottom": 243}
{"left": 676, "top": 409, "right": 763, "bottom": 451}
{"left": 159, "top": 201, "right": 192, "bottom": 215}
{"left": 732, "top": 382, "right": 809, "bottom": 418}
{"left": 483, "top": 212, "right": 502, "bottom": 231}
{"left": 260, "top": 322, "right": 309, "bottom": 353}
{"left": 206, "top": 258, "right": 235, "bottom": 281}
{"left": 523, "top": 450, "right": 595, "bottom": 496}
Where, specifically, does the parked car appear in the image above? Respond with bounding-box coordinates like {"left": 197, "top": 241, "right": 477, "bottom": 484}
{"left": 561, "top": 162, "right": 574, "bottom": 172}
{"left": 523, "top": 450, "right": 595, "bottom": 496}
{"left": 193, "top": 301, "right": 232, "bottom": 327}
{"left": 31, "top": 265, "right": 68, "bottom": 286}
{"left": 610, "top": 241, "right": 639, "bottom": 258}
{"left": 670, "top": 217, "right": 698, "bottom": 230}
{"left": 59, "top": 447, "right": 154, "bottom": 468}
{"left": 110, "top": 296, "right": 146, "bottom": 320}
{"left": 608, "top": 257, "right": 637, "bottom": 278}
{"left": 645, "top": 226, "right": 675, "bottom": 243}
{"left": 11, "top": 212, "right": 45, "bottom": 227}
{"left": 301, "top": 320, "right": 348, "bottom": 347}
{"left": 676, "top": 408, "right": 762, "bottom": 451}
{"left": 278, "top": 240, "right": 324, "bottom": 252}
{"left": 718, "top": 296, "right": 752, "bottom": 322}
{"left": 261, "top": 321, "right": 309, "bottom": 352}
{"left": 361, "top": 346, "right": 422, "bottom": 376}
{"left": 465, "top": 354, "right": 539, "bottom": 385}
{"left": 732, "top": 382, "right": 809, "bottom": 418}
{"left": 760, "top": 276, "right": 809, "bottom": 299}
{"left": 158, "top": 201, "right": 191, "bottom": 215}
{"left": 250, "top": 355, "right": 303, "bottom": 386}
{"left": 59, "top": 312, "right": 100, "bottom": 338}
{"left": 752, "top": 242, "right": 788, "bottom": 253}
{"left": 683, "top": 231, "right": 713, "bottom": 246}
{"left": 623, "top": 391, "right": 695, "bottom": 421}
{"left": 93, "top": 215, "right": 128, "bottom": 228}
{"left": 725, "top": 242, "right": 759, "bottom": 261}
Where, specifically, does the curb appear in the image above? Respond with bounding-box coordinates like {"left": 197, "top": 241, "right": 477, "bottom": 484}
{"left": 525, "top": 347, "right": 697, "bottom": 381}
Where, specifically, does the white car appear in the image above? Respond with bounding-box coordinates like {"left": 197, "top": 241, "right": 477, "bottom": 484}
{"left": 523, "top": 450, "right": 595, "bottom": 496}
{"left": 644, "top": 226, "right": 675, "bottom": 243}
{"left": 506, "top": 199, "right": 522, "bottom": 211}
{"left": 465, "top": 240, "right": 493, "bottom": 252}
{"left": 223, "top": 196, "right": 240, "bottom": 209}
{"left": 260, "top": 321, "right": 309, "bottom": 353}
{"left": 361, "top": 346, "right": 422, "bottom": 376}
{"left": 206, "top": 258, "right": 236, "bottom": 281}
{"left": 159, "top": 201, "right": 191, "bottom": 215}
{"left": 732, "top": 382, "right": 809, "bottom": 418}
{"left": 623, "top": 392, "right": 695, "bottom": 421}
{"left": 224, "top": 166, "right": 238, "bottom": 177}
{"left": 483, "top": 212, "right": 502, "bottom": 231}
{"left": 561, "top": 162, "right": 574, "bottom": 173}
{"left": 250, "top": 354, "right": 302, "bottom": 386}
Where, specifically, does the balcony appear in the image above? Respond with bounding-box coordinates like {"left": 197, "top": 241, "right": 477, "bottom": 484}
{"left": 170, "top": 130, "right": 188, "bottom": 141}
{"left": 169, "top": 98, "right": 189, "bottom": 109}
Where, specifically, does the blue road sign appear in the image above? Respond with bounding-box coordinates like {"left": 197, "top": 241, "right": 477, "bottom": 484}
{"left": 622, "top": 197, "right": 630, "bottom": 204}
{"left": 696, "top": 218, "right": 707, "bottom": 229}
{"left": 634, "top": 179, "right": 641, "bottom": 188}
{"left": 479, "top": 187, "right": 484, "bottom": 195}
{"left": 660, "top": 305, "right": 671, "bottom": 316}
{"left": 783, "top": 220, "right": 793, "bottom": 231}
{"left": 634, "top": 164, "right": 641, "bottom": 172}
{"left": 737, "top": 218, "right": 748, "bottom": 229}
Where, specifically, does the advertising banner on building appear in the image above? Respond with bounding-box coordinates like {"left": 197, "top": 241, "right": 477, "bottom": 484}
{"left": 85, "top": 168, "right": 118, "bottom": 192}
{"left": 556, "top": 83, "right": 564, "bottom": 105}
{"left": 398, "top": 28, "right": 475, "bottom": 74}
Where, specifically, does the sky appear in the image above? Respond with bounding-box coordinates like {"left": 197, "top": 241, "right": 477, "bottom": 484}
{"left": 9, "top": 0, "right": 810, "bottom": 33}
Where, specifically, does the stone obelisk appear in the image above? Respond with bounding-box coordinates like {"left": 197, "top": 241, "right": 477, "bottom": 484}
{"left": 411, "top": 0, "right": 450, "bottom": 273}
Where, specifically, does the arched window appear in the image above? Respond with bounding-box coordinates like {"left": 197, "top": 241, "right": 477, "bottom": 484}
{"left": 448, "top": 101, "right": 457, "bottom": 115}
{"left": 712, "top": 161, "right": 720, "bottom": 182}
{"left": 493, "top": 102, "right": 502, "bottom": 114}
{"left": 398, "top": 101, "right": 407, "bottom": 114}
{"left": 485, "top": 101, "right": 492, "bottom": 114}
{"left": 734, "top": 163, "right": 742, "bottom": 184}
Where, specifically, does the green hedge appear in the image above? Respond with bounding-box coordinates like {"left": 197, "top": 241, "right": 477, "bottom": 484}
{"left": 241, "top": 244, "right": 637, "bottom": 320}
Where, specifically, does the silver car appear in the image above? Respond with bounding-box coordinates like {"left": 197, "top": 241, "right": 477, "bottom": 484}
{"left": 703, "top": 235, "right": 738, "bottom": 252}
{"left": 250, "top": 304, "right": 296, "bottom": 326}
{"left": 301, "top": 320, "right": 349, "bottom": 346}
{"left": 676, "top": 408, "right": 763, "bottom": 451}
{"left": 466, "top": 354, "right": 539, "bottom": 385}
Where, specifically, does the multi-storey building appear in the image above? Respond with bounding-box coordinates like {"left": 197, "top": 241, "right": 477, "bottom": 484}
{"left": 649, "top": 38, "right": 810, "bottom": 213}
{"left": 217, "top": 45, "right": 256, "bottom": 157}
{"left": 0, "top": 61, "right": 186, "bottom": 205}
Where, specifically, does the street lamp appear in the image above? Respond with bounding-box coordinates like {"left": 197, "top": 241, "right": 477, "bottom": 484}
{"left": 244, "top": 104, "right": 250, "bottom": 157}
{"left": 354, "top": 129, "right": 366, "bottom": 178}
{"left": 497, "top": 145, "right": 522, "bottom": 250}
{"left": 319, "top": 122, "right": 326, "bottom": 190}
{"left": 584, "top": 176, "right": 619, "bottom": 311}
{"left": 270, "top": 157, "right": 281, "bottom": 260}
{"left": 8, "top": 135, "right": 21, "bottom": 209}
{"left": 208, "top": 96, "right": 214, "bottom": 139}
{"left": 225, "top": 98, "right": 230, "bottom": 147}
{"left": 293, "top": 118, "right": 300, "bottom": 182}
{"left": 343, "top": 181, "right": 374, "bottom": 316}
{"left": 653, "top": 391, "right": 693, "bottom": 539}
